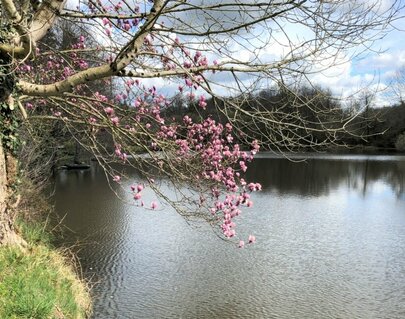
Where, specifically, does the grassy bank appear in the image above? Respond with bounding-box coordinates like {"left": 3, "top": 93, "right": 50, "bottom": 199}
{"left": 0, "top": 187, "right": 91, "bottom": 318}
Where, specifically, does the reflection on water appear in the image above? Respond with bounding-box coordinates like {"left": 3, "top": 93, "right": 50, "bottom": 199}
{"left": 52, "top": 155, "right": 405, "bottom": 319}
{"left": 247, "top": 156, "right": 405, "bottom": 198}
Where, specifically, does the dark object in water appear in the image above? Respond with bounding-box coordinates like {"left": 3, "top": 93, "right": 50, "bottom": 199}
{"left": 65, "top": 163, "right": 90, "bottom": 170}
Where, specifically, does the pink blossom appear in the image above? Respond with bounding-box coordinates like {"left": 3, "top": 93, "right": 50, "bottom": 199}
{"left": 63, "top": 67, "right": 72, "bottom": 77}
{"left": 198, "top": 56, "right": 208, "bottom": 67}
{"left": 239, "top": 240, "right": 245, "bottom": 248}
{"left": 151, "top": 201, "right": 158, "bottom": 209}
{"left": 248, "top": 235, "right": 256, "bottom": 244}
{"left": 111, "top": 116, "right": 119, "bottom": 126}
{"left": 89, "top": 116, "right": 97, "bottom": 124}
{"left": 198, "top": 95, "right": 207, "bottom": 109}
{"left": 94, "top": 92, "right": 108, "bottom": 102}
{"left": 136, "top": 184, "right": 144, "bottom": 192}
{"left": 123, "top": 22, "right": 131, "bottom": 31}
{"left": 239, "top": 161, "right": 247, "bottom": 172}
{"left": 144, "top": 35, "right": 153, "bottom": 45}
{"left": 134, "top": 193, "right": 142, "bottom": 200}
{"left": 114, "top": 2, "right": 122, "bottom": 11}
{"left": 78, "top": 60, "right": 88, "bottom": 69}
{"left": 183, "top": 115, "right": 192, "bottom": 125}
{"left": 113, "top": 175, "right": 121, "bottom": 183}
{"left": 185, "top": 78, "right": 193, "bottom": 87}
{"left": 224, "top": 229, "right": 236, "bottom": 238}
{"left": 183, "top": 61, "right": 192, "bottom": 68}
{"left": 247, "top": 182, "right": 262, "bottom": 192}
{"left": 251, "top": 139, "right": 260, "bottom": 155}
{"left": 194, "top": 50, "right": 202, "bottom": 62}
{"left": 114, "top": 146, "right": 122, "bottom": 157}
{"left": 104, "top": 107, "right": 114, "bottom": 115}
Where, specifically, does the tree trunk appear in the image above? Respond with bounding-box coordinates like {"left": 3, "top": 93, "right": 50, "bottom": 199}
{"left": 0, "top": 139, "right": 25, "bottom": 247}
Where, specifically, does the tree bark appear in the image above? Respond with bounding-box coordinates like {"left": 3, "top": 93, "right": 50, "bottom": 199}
{"left": 0, "top": 136, "right": 25, "bottom": 247}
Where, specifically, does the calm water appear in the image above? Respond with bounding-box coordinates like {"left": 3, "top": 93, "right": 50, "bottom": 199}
{"left": 52, "top": 154, "right": 405, "bottom": 319}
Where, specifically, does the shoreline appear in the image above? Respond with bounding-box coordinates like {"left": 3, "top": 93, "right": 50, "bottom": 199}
{"left": 0, "top": 184, "right": 92, "bottom": 318}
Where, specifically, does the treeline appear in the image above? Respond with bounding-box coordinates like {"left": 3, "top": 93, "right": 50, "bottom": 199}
{"left": 163, "top": 86, "right": 405, "bottom": 152}
{"left": 365, "top": 103, "right": 405, "bottom": 149}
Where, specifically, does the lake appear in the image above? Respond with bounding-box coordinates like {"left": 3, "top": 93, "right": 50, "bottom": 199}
{"left": 52, "top": 154, "right": 405, "bottom": 319}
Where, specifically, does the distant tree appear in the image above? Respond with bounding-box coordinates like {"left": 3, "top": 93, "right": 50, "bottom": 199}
{"left": 390, "top": 66, "right": 405, "bottom": 104}
{"left": 395, "top": 132, "right": 405, "bottom": 151}
{"left": 0, "top": 0, "right": 403, "bottom": 246}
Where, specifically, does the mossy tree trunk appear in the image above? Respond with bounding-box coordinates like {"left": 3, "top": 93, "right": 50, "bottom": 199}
{"left": 0, "top": 117, "right": 25, "bottom": 247}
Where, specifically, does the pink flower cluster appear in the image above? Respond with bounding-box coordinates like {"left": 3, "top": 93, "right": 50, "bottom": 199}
{"left": 114, "top": 144, "right": 128, "bottom": 162}
{"left": 151, "top": 112, "right": 261, "bottom": 240}
{"left": 130, "top": 184, "right": 158, "bottom": 209}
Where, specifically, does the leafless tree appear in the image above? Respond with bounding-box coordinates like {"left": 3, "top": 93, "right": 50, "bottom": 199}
{"left": 390, "top": 66, "right": 405, "bottom": 104}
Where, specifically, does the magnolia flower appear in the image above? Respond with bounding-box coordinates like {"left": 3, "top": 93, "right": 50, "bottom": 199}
{"left": 104, "top": 107, "right": 114, "bottom": 115}
{"left": 111, "top": 116, "right": 119, "bottom": 126}
{"left": 185, "top": 78, "right": 193, "bottom": 87}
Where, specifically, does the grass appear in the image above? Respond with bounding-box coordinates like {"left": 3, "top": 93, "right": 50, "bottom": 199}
{"left": 14, "top": 216, "right": 54, "bottom": 247}
{"left": 0, "top": 181, "right": 91, "bottom": 319}
{"left": 0, "top": 245, "right": 91, "bottom": 319}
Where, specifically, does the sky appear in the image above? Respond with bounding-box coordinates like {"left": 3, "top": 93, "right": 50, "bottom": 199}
{"left": 65, "top": 0, "right": 405, "bottom": 107}
{"left": 164, "top": 1, "right": 405, "bottom": 107}
{"left": 313, "top": 7, "right": 405, "bottom": 107}
{"left": 212, "top": 1, "right": 405, "bottom": 107}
